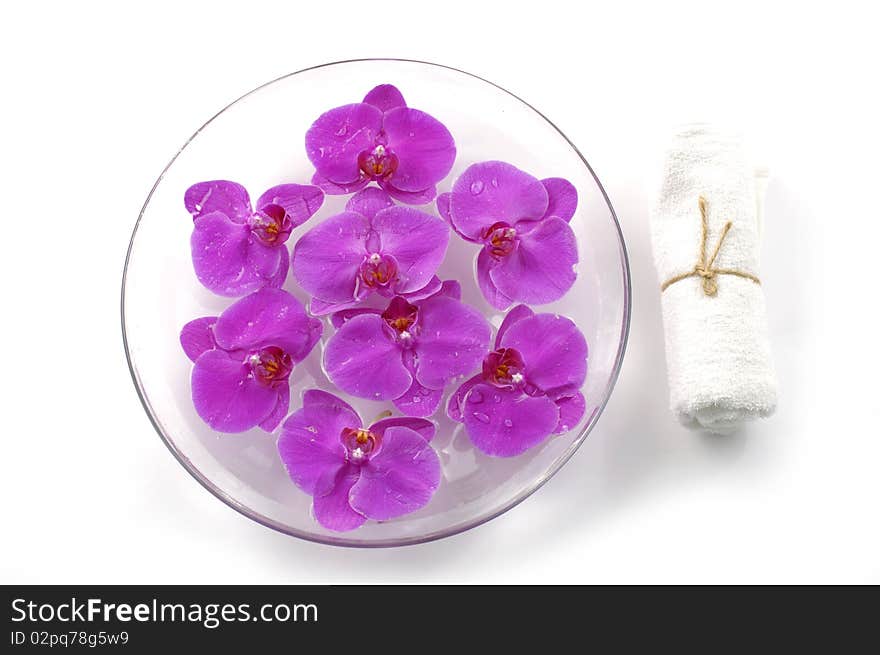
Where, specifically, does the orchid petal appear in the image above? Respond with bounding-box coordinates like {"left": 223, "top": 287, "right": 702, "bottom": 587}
{"left": 383, "top": 106, "right": 456, "bottom": 193}
{"left": 259, "top": 386, "right": 289, "bottom": 432}
{"left": 363, "top": 84, "right": 407, "bottom": 112}
{"left": 499, "top": 313, "right": 588, "bottom": 392}
{"left": 344, "top": 186, "right": 395, "bottom": 220}
{"left": 414, "top": 295, "right": 491, "bottom": 389}
{"left": 448, "top": 161, "right": 548, "bottom": 239}
{"left": 372, "top": 206, "right": 449, "bottom": 294}
{"left": 490, "top": 216, "right": 578, "bottom": 305}
{"left": 476, "top": 249, "right": 514, "bottom": 311}
{"left": 190, "top": 212, "right": 283, "bottom": 297}
{"left": 255, "top": 184, "right": 324, "bottom": 227}
{"left": 437, "top": 279, "right": 461, "bottom": 300}
{"left": 184, "top": 180, "right": 251, "bottom": 223}
{"left": 554, "top": 392, "right": 586, "bottom": 434}
{"left": 329, "top": 307, "right": 381, "bottom": 329}
{"left": 401, "top": 275, "right": 443, "bottom": 302}
{"left": 436, "top": 192, "right": 452, "bottom": 221}
{"left": 323, "top": 314, "right": 412, "bottom": 401}
{"left": 306, "top": 103, "right": 383, "bottom": 185}
{"left": 392, "top": 376, "right": 444, "bottom": 417}
{"left": 292, "top": 211, "right": 371, "bottom": 304}
{"left": 446, "top": 374, "right": 482, "bottom": 423}
{"left": 436, "top": 190, "right": 476, "bottom": 242}
{"left": 310, "top": 172, "right": 369, "bottom": 196}
{"left": 495, "top": 304, "right": 534, "bottom": 347}
{"left": 180, "top": 316, "right": 217, "bottom": 362}
{"left": 350, "top": 426, "right": 441, "bottom": 521}
{"left": 277, "top": 390, "right": 357, "bottom": 496}
{"left": 191, "top": 350, "right": 278, "bottom": 433}
{"left": 265, "top": 245, "right": 289, "bottom": 289}
{"left": 309, "top": 296, "right": 363, "bottom": 317}
{"left": 313, "top": 464, "right": 366, "bottom": 532}
{"left": 541, "top": 177, "right": 578, "bottom": 222}
{"left": 380, "top": 181, "right": 437, "bottom": 205}
{"left": 213, "top": 288, "right": 322, "bottom": 362}
{"left": 462, "top": 384, "right": 559, "bottom": 457}
{"left": 370, "top": 416, "right": 436, "bottom": 443}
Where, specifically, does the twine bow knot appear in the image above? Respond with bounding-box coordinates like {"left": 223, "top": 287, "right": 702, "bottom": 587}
{"left": 661, "top": 196, "right": 760, "bottom": 296}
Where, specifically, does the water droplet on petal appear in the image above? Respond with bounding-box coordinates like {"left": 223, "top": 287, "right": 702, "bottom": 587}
{"left": 412, "top": 396, "right": 421, "bottom": 403}
{"left": 470, "top": 180, "right": 484, "bottom": 195}
{"left": 491, "top": 177, "right": 498, "bottom": 187}
{"left": 472, "top": 411, "right": 490, "bottom": 424}
{"left": 469, "top": 390, "right": 484, "bottom": 404}
{"left": 493, "top": 394, "right": 501, "bottom": 403}
{"left": 503, "top": 418, "right": 513, "bottom": 428}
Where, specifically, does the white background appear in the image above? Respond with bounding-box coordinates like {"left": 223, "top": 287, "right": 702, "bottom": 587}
{"left": 2, "top": 0, "right": 877, "bottom": 584}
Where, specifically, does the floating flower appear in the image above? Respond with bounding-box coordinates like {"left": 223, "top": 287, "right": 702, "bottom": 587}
{"left": 447, "top": 305, "right": 588, "bottom": 457}
{"left": 323, "top": 280, "right": 491, "bottom": 417}
{"left": 278, "top": 389, "right": 441, "bottom": 532}
{"left": 292, "top": 187, "right": 450, "bottom": 315}
{"left": 306, "top": 84, "right": 456, "bottom": 205}
{"left": 437, "top": 161, "right": 579, "bottom": 310}
{"left": 184, "top": 180, "right": 323, "bottom": 296}
{"left": 180, "top": 288, "right": 322, "bottom": 433}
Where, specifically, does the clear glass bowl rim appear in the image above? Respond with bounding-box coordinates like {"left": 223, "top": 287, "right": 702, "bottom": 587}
{"left": 121, "top": 58, "right": 632, "bottom": 548}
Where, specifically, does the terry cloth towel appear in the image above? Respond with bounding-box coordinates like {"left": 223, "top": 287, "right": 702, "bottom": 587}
{"left": 651, "top": 124, "right": 777, "bottom": 433}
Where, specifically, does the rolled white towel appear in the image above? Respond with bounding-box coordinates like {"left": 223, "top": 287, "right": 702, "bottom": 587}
{"left": 650, "top": 125, "right": 777, "bottom": 433}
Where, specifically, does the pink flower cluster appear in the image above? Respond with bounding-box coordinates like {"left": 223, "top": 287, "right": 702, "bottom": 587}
{"left": 177, "top": 84, "right": 589, "bottom": 532}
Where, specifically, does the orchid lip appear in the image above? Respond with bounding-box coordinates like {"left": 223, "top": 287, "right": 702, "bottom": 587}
{"left": 341, "top": 427, "right": 379, "bottom": 464}
{"left": 482, "top": 347, "right": 526, "bottom": 388}
{"left": 249, "top": 346, "right": 293, "bottom": 386}
{"left": 358, "top": 252, "right": 398, "bottom": 289}
{"left": 381, "top": 296, "right": 419, "bottom": 346}
{"left": 358, "top": 144, "right": 399, "bottom": 180}
{"left": 482, "top": 221, "right": 518, "bottom": 258}
{"left": 249, "top": 204, "right": 292, "bottom": 246}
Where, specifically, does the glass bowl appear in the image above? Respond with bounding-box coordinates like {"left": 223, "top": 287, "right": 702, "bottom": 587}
{"left": 122, "top": 59, "right": 630, "bottom": 547}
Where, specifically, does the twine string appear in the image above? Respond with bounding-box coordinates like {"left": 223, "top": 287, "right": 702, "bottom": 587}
{"left": 660, "top": 196, "right": 761, "bottom": 296}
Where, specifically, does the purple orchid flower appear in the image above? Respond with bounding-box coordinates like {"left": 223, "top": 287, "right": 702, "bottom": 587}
{"left": 323, "top": 280, "right": 491, "bottom": 417}
{"left": 278, "top": 389, "right": 441, "bottom": 532}
{"left": 447, "top": 305, "right": 588, "bottom": 457}
{"left": 180, "top": 288, "right": 322, "bottom": 433}
{"left": 305, "top": 84, "right": 456, "bottom": 205}
{"left": 436, "top": 161, "right": 579, "bottom": 310}
{"left": 184, "top": 180, "right": 323, "bottom": 296}
{"left": 291, "top": 187, "right": 450, "bottom": 315}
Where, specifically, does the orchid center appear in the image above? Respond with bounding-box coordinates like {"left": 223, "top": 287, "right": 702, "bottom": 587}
{"left": 359, "top": 252, "right": 398, "bottom": 289}
{"left": 358, "top": 144, "right": 399, "bottom": 180}
{"left": 341, "top": 427, "right": 379, "bottom": 463}
{"left": 482, "top": 222, "right": 518, "bottom": 258}
{"left": 248, "top": 346, "right": 293, "bottom": 386}
{"left": 382, "top": 296, "right": 419, "bottom": 346}
{"left": 249, "top": 204, "right": 292, "bottom": 246}
{"left": 482, "top": 347, "right": 526, "bottom": 388}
